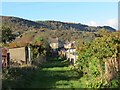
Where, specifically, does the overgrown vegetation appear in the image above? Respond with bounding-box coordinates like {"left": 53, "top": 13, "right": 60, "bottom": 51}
{"left": 2, "top": 57, "right": 82, "bottom": 88}
{"left": 2, "top": 65, "right": 38, "bottom": 88}
{"left": 73, "top": 30, "right": 120, "bottom": 88}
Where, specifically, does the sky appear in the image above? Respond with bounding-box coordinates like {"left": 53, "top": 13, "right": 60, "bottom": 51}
{"left": 1, "top": 2, "right": 118, "bottom": 29}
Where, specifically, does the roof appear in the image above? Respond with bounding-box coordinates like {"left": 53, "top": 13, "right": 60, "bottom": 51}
{"left": 49, "top": 37, "right": 59, "bottom": 43}
{"left": 8, "top": 46, "right": 27, "bottom": 49}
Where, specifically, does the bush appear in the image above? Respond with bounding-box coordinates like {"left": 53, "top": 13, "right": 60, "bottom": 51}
{"left": 74, "top": 31, "right": 120, "bottom": 88}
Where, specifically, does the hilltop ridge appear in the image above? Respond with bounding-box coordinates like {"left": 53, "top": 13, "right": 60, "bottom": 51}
{"left": 1, "top": 16, "right": 116, "bottom": 32}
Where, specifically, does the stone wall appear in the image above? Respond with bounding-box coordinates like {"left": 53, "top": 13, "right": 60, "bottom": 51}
{"left": 9, "top": 47, "right": 27, "bottom": 63}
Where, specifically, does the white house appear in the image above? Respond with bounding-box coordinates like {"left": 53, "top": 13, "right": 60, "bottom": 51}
{"left": 66, "top": 48, "right": 78, "bottom": 65}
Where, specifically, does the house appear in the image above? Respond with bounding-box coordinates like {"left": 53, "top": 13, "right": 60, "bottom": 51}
{"left": 49, "top": 37, "right": 64, "bottom": 56}
{"left": 8, "top": 46, "right": 32, "bottom": 65}
{"left": 58, "top": 49, "right": 66, "bottom": 58}
{"left": 49, "top": 37, "right": 64, "bottom": 50}
{"left": 64, "top": 41, "right": 75, "bottom": 49}
{"left": 66, "top": 49, "right": 78, "bottom": 65}
{"left": 64, "top": 41, "right": 78, "bottom": 65}
{"left": 66, "top": 49, "right": 76, "bottom": 53}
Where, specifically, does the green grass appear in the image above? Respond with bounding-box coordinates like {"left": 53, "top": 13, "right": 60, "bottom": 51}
{"left": 29, "top": 57, "right": 82, "bottom": 88}
{"left": 2, "top": 57, "right": 82, "bottom": 88}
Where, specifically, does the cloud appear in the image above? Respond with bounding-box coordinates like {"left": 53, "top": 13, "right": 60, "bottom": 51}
{"left": 105, "top": 19, "right": 118, "bottom": 29}
{"left": 88, "top": 21, "right": 98, "bottom": 26}
{"left": 87, "top": 18, "right": 118, "bottom": 29}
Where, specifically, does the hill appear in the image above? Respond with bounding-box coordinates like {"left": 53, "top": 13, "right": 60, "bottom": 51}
{"left": 37, "top": 20, "right": 116, "bottom": 32}
{"left": 1, "top": 16, "right": 117, "bottom": 47}
{"left": 1, "top": 16, "right": 116, "bottom": 32}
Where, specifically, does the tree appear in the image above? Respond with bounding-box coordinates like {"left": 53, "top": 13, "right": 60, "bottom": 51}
{"left": 2, "top": 26, "right": 15, "bottom": 43}
{"left": 74, "top": 31, "right": 120, "bottom": 88}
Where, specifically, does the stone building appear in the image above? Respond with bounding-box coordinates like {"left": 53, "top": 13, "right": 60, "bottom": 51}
{"left": 8, "top": 47, "right": 32, "bottom": 65}
{"left": 49, "top": 37, "right": 64, "bottom": 50}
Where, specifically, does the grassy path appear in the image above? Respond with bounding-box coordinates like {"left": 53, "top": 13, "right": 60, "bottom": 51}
{"left": 29, "top": 57, "right": 82, "bottom": 88}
